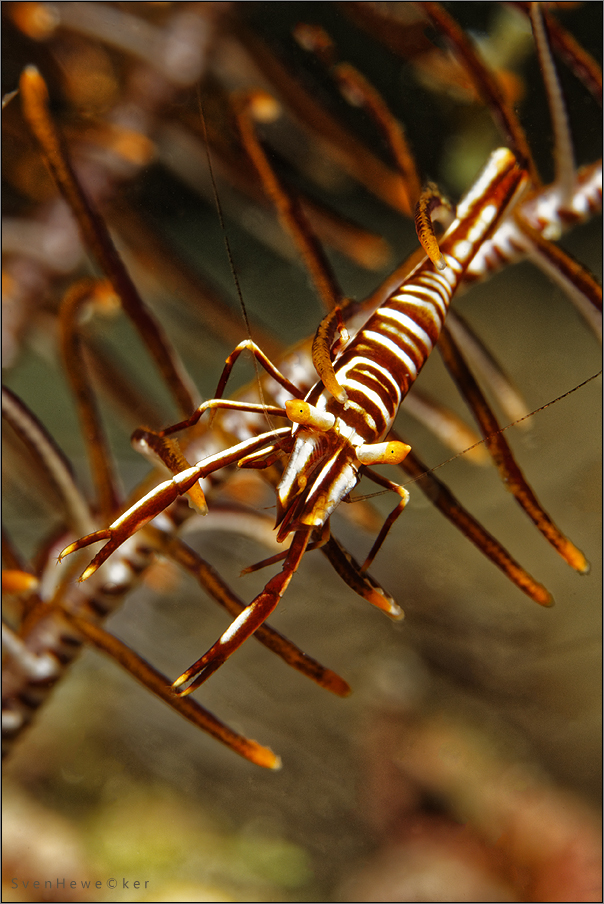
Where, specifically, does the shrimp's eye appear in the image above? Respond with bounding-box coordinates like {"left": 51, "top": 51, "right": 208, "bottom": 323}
{"left": 356, "top": 441, "right": 412, "bottom": 466}
{"left": 285, "top": 400, "right": 335, "bottom": 431}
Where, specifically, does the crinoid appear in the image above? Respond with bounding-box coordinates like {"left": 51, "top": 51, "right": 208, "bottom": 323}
{"left": 2, "top": 3, "right": 601, "bottom": 898}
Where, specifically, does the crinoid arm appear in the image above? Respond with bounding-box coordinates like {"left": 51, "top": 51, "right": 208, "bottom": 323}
{"left": 438, "top": 327, "right": 590, "bottom": 576}
{"left": 62, "top": 611, "right": 282, "bottom": 770}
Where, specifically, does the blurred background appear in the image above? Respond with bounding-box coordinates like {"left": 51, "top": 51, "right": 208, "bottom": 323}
{"left": 2, "top": 3, "right": 601, "bottom": 901}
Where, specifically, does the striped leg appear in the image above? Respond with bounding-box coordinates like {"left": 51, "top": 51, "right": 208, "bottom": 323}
{"left": 160, "top": 341, "right": 304, "bottom": 437}
{"left": 172, "top": 528, "right": 312, "bottom": 695}
{"left": 358, "top": 468, "right": 411, "bottom": 573}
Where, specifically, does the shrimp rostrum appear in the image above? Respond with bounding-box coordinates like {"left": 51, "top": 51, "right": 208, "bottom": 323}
{"left": 61, "top": 147, "right": 542, "bottom": 696}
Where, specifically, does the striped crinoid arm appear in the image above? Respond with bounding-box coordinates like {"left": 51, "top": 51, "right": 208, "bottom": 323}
{"left": 3, "top": 342, "right": 349, "bottom": 763}
{"left": 4, "top": 0, "right": 601, "bottom": 725}
{"left": 2, "top": 387, "right": 315, "bottom": 768}
{"left": 462, "top": 3, "right": 602, "bottom": 337}
{"left": 2, "top": 8, "right": 600, "bottom": 895}
{"left": 3, "top": 233, "right": 350, "bottom": 764}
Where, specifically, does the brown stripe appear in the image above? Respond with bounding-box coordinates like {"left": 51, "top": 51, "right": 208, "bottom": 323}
{"left": 353, "top": 362, "right": 401, "bottom": 409}
{"left": 340, "top": 393, "right": 386, "bottom": 440}
{"left": 389, "top": 298, "right": 444, "bottom": 344}
{"left": 346, "top": 340, "right": 415, "bottom": 396}
{"left": 349, "top": 370, "right": 398, "bottom": 421}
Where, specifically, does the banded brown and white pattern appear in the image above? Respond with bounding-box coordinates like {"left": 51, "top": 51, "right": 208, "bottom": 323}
{"left": 277, "top": 149, "right": 528, "bottom": 536}
{"left": 467, "top": 160, "right": 603, "bottom": 283}
{"left": 464, "top": 160, "right": 603, "bottom": 336}
{"left": 58, "top": 147, "right": 531, "bottom": 697}
{"left": 2, "top": 7, "right": 600, "bottom": 897}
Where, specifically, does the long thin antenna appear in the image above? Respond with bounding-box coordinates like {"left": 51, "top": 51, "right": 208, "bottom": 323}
{"left": 355, "top": 370, "right": 602, "bottom": 497}
{"left": 420, "top": 369, "right": 601, "bottom": 479}
{"left": 197, "top": 91, "right": 268, "bottom": 413}
{"left": 197, "top": 96, "right": 254, "bottom": 341}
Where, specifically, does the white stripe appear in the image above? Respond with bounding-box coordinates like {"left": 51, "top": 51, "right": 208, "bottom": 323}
{"left": 336, "top": 356, "right": 401, "bottom": 399}
{"left": 455, "top": 148, "right": 514, "bottom": 220}
{"left": 449, "top": 239, "right": 473, "bottom": 264}
{"left": 343, "top": 398, "right": 378, "bottom": 432}
{"left": 340, "top": 378, "right": 391, "bottom": 421}
{"left": 390, "top": 292, "right": 445, "bottom": 324}
{"left": 403, "top": 277, "right": 446, "bottom": 301}
{"left": 313, "top": 394, "right": 330, "bottom": 413}
{"left": 441, "top": 251, "right": 466, "bottom": 273}
{"left": 377, "top": 309, "right": 433, "bottom": 353}
{"left": 418, "top": 270, "right": 452, "bottom": 297}
{"left": 363, "top": 331, "right": 418, "bottom": 377}
{"left": 439, "top": 259, "right": 463, "bottom": 287}
{"left": 351, "top": 356, "right": 403, "bottom": 402}
{"left": 336, "top": 420, "right": 366, "bottom": 445}
{"left": 339, "top": 398, "right": 378, "bottom": 433}
{"left": 378, "top": 317, "right": 424, "bottom": 361}
{"left": 307, "top": 460, "right": 358, "bottom": 519}
{"left": 418, "top": 270, "right": 450, "bottom": 310}
{"left": 335, "top": 357, "right": 402, "bottom": 418}
{"left": 413, "top": 282, "right": 450, "bottom": 313}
